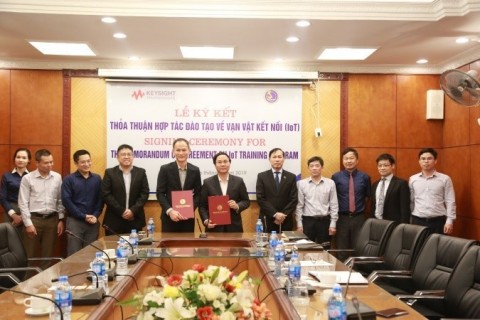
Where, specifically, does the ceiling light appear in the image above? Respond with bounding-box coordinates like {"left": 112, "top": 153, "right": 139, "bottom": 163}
{"left": 274, "top": 58, "right": 284, "bottom": 62}
{"left": 113, "top": 33, "right": 127, "bottom": 39}
{"left": 296, "top": 20, "right": 311, "bottom": 28}
{"left": 180, "top": 46, "right": 234, "bottom": 59}
{"left": 286, "top": 37, "right": 299, "bottom": 43}
{"left": 318, "top": 48, "right": 376, "bottom": 60}
{"left": 455, "top": 37, "right": 469, "bottom": 44}
{"left": 129, "top": 56, "right": 140, "bottom": 61}
{"left": 416, "top": 58, "right": 428, "bottom": 64}
{"left": 101, "top": 17, "right": 116, "bottom": 24}
{"left": 29, "top": 41, "right": 95, "bottom": 56}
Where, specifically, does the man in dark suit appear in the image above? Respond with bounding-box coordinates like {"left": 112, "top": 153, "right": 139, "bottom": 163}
{"left": 156, "top": 138, "right": 202, "bottom": 232}
{"left": 102, "top": 144, "right": 149, "bottom": 234}
{"left": 256, "top": 148, "right": 298, "bottom": 233}
{"left": 371, "top": 153, "right": 410, "bottom": 223}
{"left": 199, "top": 152, "right": 250, "bottom": 232}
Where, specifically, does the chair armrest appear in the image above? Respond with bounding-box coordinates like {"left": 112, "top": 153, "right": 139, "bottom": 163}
{"left": 367, "top": 270, "right": 412, "bottom": 282}
{"left": 0, "top": 266, "right": 42, "bottom": 274}
{"left": 0, "top": 272, "right": 21, "bottom": 286}
{"left": 345, "top": 256, "right": 384, "bottom": 267}
{"left": 28, "top": 257, "right": 63, "bottom": 263}
{"left": 396, "top": 290, "right": 445, "bottom": 306}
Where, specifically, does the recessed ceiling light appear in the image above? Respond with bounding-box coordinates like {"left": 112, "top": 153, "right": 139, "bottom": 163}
{"left": 274, "top": 58, "right": 284, "bottom": 62}
{"left": 29, "top": 41, "right": 95, "bottom": 56}
{"left": 456, "top": 37, "right": 469, "bottom": 44}
{"left": 113, "top": 33, "right": 127, "bottom": 39}
{"left": 129, "top": 56, "right": 140, "bottom": 61}
{"left": 286, "top": 36, "right": 299, "bottom": 43}
{"left": 317, "top": 48, "right": 376, "bottom": 60}
{"left": 180, "top": 46, "right": 234, "bottom": 59}
{"left": 296, "top": 20, "right": 310, "bottom": 28}
{"left": 101, "top": 17, "right": 116, "bottom": 24}
{"left": 416, "top": 58, "right": 428, "bottom": 64}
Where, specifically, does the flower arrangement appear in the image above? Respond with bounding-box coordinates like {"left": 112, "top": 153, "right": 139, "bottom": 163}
{"left": 122, "top": 264, "right": 272, "bottom": 320}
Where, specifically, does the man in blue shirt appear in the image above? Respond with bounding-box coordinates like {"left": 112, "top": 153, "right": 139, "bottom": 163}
{"left": 332, "top": 147, "right": 371, "bottom": 261}
{"left": 61, "top": 150, "right": 103, "bottom": 256}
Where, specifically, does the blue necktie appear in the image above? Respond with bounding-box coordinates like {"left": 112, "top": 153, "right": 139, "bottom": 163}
{"left": 274, "top": 171, "right": 280, "bottom": 190}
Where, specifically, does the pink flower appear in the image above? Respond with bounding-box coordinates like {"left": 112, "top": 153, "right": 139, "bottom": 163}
{"left": 192, "top": 263, "right": 205, "bottom": 273}
{"left": 167, "top": 274, "right": 182, "bottom": 286}
{"left": 197, "top": 306, "right": 214, "bottom": 320}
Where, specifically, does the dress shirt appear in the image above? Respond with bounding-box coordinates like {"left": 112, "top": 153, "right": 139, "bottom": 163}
{"left": 409, "top": 171, "right": 456, "bottom": 224}
{"left": 332, "top": 169, "right": 371, "bottom": 213}
{"left": 18, "top": 169, "right": 65, "bottom": 227}
{"left": 61, "top": 171, "right": 103, "bottom": 220}
{"left": 296, "top": 176, "right": 339, "bottom": 229}
{"left": 121, "top": 167, "right": 132, "bottom": 209}
{"left": 375, "top": 174, "right": 392, "bottom": 219}
{"left": 0, "top": 168, "right": 29, "bottom": 215}
{"left": 179, "top": 165, "right": 187, "bottom": 189}
{"left": 217, "top": 175, "right": 229, "bottom": 196}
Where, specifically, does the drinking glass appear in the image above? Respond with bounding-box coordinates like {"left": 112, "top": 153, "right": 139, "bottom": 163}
{"left": 291, "top": 282, "right": 309, "bottom": 320}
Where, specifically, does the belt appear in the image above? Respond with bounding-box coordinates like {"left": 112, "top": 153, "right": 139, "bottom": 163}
{"left": 413, "top": 215, "right": 445, "bottom": 222}
{"left": 339, "top": 211, "right": 363, "bottom": 217}
{"left": 303, "top": 215, "right": 330, "bottom": 221}
{"left": 31, "top": 212, "right": 57, "bottom": 219}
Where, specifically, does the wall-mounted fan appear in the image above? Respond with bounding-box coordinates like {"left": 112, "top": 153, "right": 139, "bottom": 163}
{"left": 440, "top": 69, "right": 480, "bottom": 107}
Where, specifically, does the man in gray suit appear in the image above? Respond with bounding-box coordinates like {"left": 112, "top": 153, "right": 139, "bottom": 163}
{"left": 256, "top": 148, "right": 298, "bottom": 233}
{"left": 371, "top": 153, "right": 410, "bottom": 223}
{"left": 102, "top": 144, "right": 149, "bottom": 234}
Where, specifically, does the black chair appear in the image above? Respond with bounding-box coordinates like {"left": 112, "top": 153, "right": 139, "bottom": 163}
{"left": 0, "top": 222, "right": 62, "bottom": 289}
{"left": 359, "top": 223, "right": 429, "bottom": 277}
{"left": 329, "top": 218, "right": 396, "bottom": 267}
{"left": 370, "top": 234, "right": 477, "bottom": 317}
{"left": 397, "top": 245, "right": 480, "bottom": 319}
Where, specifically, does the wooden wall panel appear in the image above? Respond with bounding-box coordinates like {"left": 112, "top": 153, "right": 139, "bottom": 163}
{"left": 443, "top": 96, "right": 470, "bottom": 147}
{"left": 347, "top": 75, "right": 397, "bottom": 148}
{"left": 470, "top": 145, "right": 480, "bottom": 222}
{"left": 396, "top": 148, "right": 426, "bottom": 181}
{"left": 443, "top": 147, "right": 470, "bottom": 219}
{"left": 397, "top": 75, "right": 443, "bottom": 148}
{"left": 0, "top": 70, "right": 10, "bottom": 145}
{"left": 10, "top": 70, "right": 63, "bottom": 146}
{"left": 469, "top": 105, "right": 480, "bottom": 145}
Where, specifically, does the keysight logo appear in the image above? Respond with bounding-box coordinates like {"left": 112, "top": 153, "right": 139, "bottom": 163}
{"left": 131, "top": 90, "right": 145, "bottom": 100}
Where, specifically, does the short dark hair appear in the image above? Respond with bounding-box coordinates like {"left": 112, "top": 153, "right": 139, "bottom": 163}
{"left": 376, "top": 153, "right": 395, "bottom": 165}
{"left": 341, "top": 147, "right": 358, "bottom": 158}
{"left": 73, "top": 149, "right": 90, "bottom": 163}
{"left": 117, "top": 144, "right": 133, "bottom": 153}
{"left": 308, "top": 156, "right": 324, "bottom": 167}
{"left": 172, "top": 138, "right": 190, "bottom": 150}
{"left": 35, "top": 149, "right": 51, "bottom": 162}
{"left": 13, "top": 148, "right": 31, "bottom": 161}
{"left": 213, "top": 151, "right": 231, "bottom": 164}
{"left": 418, "top": 147, "right": 437, "bottom": 159}
{"left": 269, "top": 148, "right": 284, "bottom": 158}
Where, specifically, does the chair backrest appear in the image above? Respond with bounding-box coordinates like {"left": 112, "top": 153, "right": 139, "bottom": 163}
{"left": 445, "top": 245, "right": 480, "bottom": 318}
{"left": 412, "top": 234, "right": 477, "bottom": 290}
{"left": 0, "top": 223, "right": 28, "bottom": 281}
{"left": 383, "top": 223, "right": 429, "bottom": 271}
{"left": 353, "top": 218, "right": 396, "bottom": 257}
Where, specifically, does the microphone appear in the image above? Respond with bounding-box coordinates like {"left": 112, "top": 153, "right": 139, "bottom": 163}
{"left": 196, "top": 217, "right": 207, "bottom": 238}
{"left": 65, "top": 230, "right": 115, "bottom": 280}
{"left": 0, "top": 286, "right": 63, "bottom": 320}
{"left": 103, "top": 224, "right": 137, "bottom": 264}
{"left": 51, "top": 270, "right": 104, "bottom": 305}
{"left": 343, "top": 258, "right": 376, "bottom": 320}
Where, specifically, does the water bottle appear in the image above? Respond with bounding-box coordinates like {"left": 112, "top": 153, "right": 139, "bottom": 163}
{"left": 269, "top": 231, "right": 278, "bottom": 261}
{"left": 52, "top": 275, "right": 72, "bottom": 320}
{"left": 255, "top": 219, "right": 263, "bottom": 248}
{"left": 147, "top": 218, "right": 155, "bottom": 239}
{"left": 328, "top": 284, "right": 347, "bottom": 320}
{"left": 91, "top": 252, "right": 107, "bottom": 293}
{"left": 129, "top": 229, "right": 139, "bottom": 255}
{"left": 288, "top": 251, "right": 302, "bottom": 283}
{"left": 274, "top": 240, "right": 285, "bottom": 277}
{"left": 116, "top": 238, "right": 129, "bottom": 279}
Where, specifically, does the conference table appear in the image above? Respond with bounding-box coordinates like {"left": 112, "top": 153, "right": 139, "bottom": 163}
{"left": 0, "top": 232, "right": 426, "bottom": 319}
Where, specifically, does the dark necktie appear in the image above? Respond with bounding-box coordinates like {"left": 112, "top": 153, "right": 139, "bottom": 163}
{"left": 274, "top": 171, "right": 281, "bottom": 190}
{"left": 349, "top": 173, "right": 355, "bottom": 212}
{"left": 377, "top": 178, "right": 386, "bottom": 217}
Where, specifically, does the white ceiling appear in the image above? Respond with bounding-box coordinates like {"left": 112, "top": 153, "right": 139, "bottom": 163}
{"left": 1, "top": 0, "right": 480, "bottom": 74}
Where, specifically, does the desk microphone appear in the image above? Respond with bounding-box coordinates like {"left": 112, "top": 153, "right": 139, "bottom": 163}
{"left": 0, "top": 286, "right": 63, "bottom": 320}
{"left": 65, "top": 230, "right": 115, "bottom": 280}
{"left": 51, "top": 270, "right": 104, "bottom": 305}
{"left": 102, "top": 224, "right": 138, "bottom": 264}
{"left": 196, "top": 218, "right": 207, "bottom": 238}
{"left": 343, "top": 258, "right": 376, "bottom": 320}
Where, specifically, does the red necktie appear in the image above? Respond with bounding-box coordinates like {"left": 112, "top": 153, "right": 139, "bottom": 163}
{"left": 349, "top": 173, "right": 355, "bottom": 212}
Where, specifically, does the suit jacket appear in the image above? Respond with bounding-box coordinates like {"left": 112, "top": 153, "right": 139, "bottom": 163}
{"left": 199, "top": 174, "right": 250, "bottom": 232}
{"left": 102, "top": 166, "right": 149, "bottom": 234}
{"left": 156, "top": 161, "right": 202, "bottom": 232}
{"left": 371, "top": 176, "right": 410, "bottom": 223}
{"left": 256, "top": 169, "right": 298, "bottom": 232}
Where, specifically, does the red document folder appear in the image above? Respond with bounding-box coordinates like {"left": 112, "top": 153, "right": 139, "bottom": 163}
{"left": 208, "top": 195, "right": 231, "bottom": 225}
{"left": 171, "top": 190, "right": 194, "bottom": 219}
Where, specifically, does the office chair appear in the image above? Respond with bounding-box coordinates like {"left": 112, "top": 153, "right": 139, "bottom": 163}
{"left": 397, "top": 245, "right": 480, "bottom": 319}
{"left": 0, "top": 222, "right": 62, "bottom": 289}
{"left": 329, "top": 218, "right": 396, "bottom": 268}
